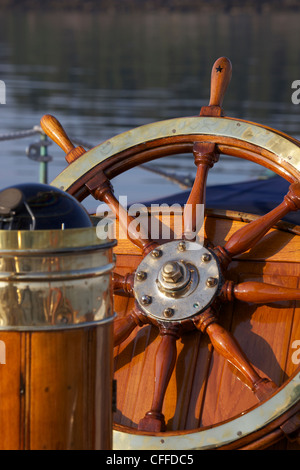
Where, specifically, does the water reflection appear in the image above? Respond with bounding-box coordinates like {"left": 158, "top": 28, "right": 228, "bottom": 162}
{"left": 0, "top": 10, "right": 300, "bottom": 209}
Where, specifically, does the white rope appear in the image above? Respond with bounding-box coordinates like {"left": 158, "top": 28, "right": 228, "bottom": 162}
{"left": 0, "top": 125, "right": 42, "bottom": 141}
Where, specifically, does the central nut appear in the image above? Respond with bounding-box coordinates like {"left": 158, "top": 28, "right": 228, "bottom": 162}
{"left": 157, "top": 260, "right": 192, "bottom": 296}
{"left": 162, "top": 261, "right": 183, "bottom": 283}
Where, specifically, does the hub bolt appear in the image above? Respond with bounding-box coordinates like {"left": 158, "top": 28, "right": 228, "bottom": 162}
{"left": 206, "top": 277, "right": 218, "bottom": 288}
{"left": 202, "top": 253, "right": 211, "bottom": 263}
{"left": 151, "top": 249, "right": 162, "bottom": 258}
{"left": 136, "top": 271, "right": 147, "bottom": 281}
{"left": 178, "top": 241, "right": 186, "bottom": 252}
{"left": 141, "top": 295, "right": 152, "bottom": 305}
{"left": 163, "top": 307, "right": 174, "bottom": 318}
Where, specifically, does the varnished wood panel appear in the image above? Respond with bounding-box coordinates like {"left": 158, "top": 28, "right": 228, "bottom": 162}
{"left": 0, "top": 332, "right": 22, "bottom": 450}
{"left": 0, "top": 325, "right": 113, "bottom": 450}
{"left": 28, "top": 326, "right": 113, "bottom": 450}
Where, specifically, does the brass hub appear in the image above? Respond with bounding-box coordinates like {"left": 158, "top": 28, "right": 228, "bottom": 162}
{"left": 134, "top": 240, "right": 221, "bottom": 322}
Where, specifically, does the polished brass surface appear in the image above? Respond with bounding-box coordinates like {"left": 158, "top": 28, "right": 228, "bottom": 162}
{"left": 0, "top": 227, "right": 116, "bottom": 330}
{"left": 51, "top": 117, "right": 300, "bottom": 193}
{"left": 0, "top": 226, "right": 111, "bottom": 251}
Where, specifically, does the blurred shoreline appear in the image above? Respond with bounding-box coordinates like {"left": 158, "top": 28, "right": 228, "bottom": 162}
{"left": 0, "top": 0, "right": 300, "bottom": 13}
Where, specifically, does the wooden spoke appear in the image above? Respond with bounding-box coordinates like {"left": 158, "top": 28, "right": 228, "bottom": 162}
{"left": 85, "top": 171, "right": 158, "bottom": 255}
{"left": 193, "top": 308, "right": 277, "bottom": 401}
{"left": 112, "top": 272, "right": 134, "bottom": 296}
{"left": 138, "top": 326, "right": 180, "bottom": 432}
{"left": 222, "top": 280, "right": 300, "bottom": 304}
{"left": 215, "top": 183, "right": 300, "bottom": 268}
{"left": 183, "top": 142, "right": 219, "bottom": 240}
{"left": 114, "top": 303, "right": 148, "bottom": 347}
{"left": 114, "top": 315, "right": 138, "bottom": 347}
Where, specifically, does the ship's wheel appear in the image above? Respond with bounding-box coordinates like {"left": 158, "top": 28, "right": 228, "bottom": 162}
{"left": 41, "top": 57, "right": 300, "bottom": 450}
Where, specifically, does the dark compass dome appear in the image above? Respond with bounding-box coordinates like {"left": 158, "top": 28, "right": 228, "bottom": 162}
{"left": 0, "top": 183, "right": 92, "bottom": 230}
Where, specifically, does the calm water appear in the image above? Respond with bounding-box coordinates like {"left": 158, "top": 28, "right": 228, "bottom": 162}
{"left": 1, "top": 9, "right": 300, "bottom": 211}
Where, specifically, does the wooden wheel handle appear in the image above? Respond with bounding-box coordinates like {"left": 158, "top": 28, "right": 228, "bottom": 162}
{"left": 200, "top": 56, "right": 232, "bottom": 116}
{"left": 40, "top": 114, "right": 86, "bottom": 163}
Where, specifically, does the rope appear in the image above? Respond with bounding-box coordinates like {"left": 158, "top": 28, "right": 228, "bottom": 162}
{"left": 0, "top": 125, "right": 42, "bottom": 141}
{"left": 0, "top": 125, "right": 93, "bottom": 148}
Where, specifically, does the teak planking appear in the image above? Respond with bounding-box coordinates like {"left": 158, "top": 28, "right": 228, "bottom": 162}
{"left": 0, "top": 325, "right": 113, "bottom": 450}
